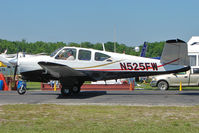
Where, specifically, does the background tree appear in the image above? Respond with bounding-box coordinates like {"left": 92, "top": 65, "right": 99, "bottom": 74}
{"left": 0, "top": 38, "right": 165, "bottom": 57}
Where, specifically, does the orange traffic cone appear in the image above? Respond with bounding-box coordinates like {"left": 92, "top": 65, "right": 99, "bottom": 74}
{"left": 129, "top": 82, "right": 132, "bottom": 91}
{"left": 0, "top": 73, "right": 9, "bottom": 91}
{"left": 132, "top": 80, "right": 135, "bottom": 91}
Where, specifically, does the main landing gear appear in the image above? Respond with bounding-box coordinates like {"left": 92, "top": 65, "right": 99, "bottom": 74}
{"left": 60, "top": 78, "right": 84, "bottom": 96}
{"left": 61, "top": 84, "right": 82, "bottom": 96}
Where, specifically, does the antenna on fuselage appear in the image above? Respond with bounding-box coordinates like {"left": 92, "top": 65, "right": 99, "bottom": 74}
{"left": 102, "top": 43, "right": 105, "bottom": 51}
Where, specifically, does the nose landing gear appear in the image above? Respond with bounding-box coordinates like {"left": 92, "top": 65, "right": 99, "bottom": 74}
{"left": 17, "top": 82, "right": 27, "bottom": 95}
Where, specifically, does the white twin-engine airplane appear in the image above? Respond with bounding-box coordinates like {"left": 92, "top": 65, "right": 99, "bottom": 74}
{"left": 4, "top": 39, "right": 190, "bottom": 96}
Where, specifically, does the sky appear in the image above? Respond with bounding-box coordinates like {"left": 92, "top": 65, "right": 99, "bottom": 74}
{"left": 0, "top": 0, "right": 199, "bottom": 46}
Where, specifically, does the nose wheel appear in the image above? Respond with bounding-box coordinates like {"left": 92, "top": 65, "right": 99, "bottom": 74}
{"left": 17, "top": 85, "right": 26, "bottom": 95}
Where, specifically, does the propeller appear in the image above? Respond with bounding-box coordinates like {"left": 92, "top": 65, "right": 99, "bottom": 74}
{"left": 13, "top": 52, "right": 19, "bottom": 81}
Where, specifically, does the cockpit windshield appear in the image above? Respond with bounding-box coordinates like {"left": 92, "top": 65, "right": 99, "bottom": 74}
{"left": 50, "top": 47, "right": 62, "bottom": 57}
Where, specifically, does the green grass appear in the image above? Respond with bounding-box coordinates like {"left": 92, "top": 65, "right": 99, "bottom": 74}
{"left": 136, "top": 82, "right": 199, "bottom": 90}
{"left": 0, "top": 104, "right": 199, "bottom": 133}
{"left": 26, "top": 82, "right": 41, "bottom": 90}
{"left": 169, "top": 86, "right": 199, "bottom": 90}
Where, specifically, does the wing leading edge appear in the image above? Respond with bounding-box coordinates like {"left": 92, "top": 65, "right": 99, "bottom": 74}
{"left": 38, "top": 62, "right": 86, "bottom": 79}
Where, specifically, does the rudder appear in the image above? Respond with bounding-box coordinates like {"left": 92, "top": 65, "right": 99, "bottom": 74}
{"left": 160, "top": 39, "right": 189, "bottom": 66}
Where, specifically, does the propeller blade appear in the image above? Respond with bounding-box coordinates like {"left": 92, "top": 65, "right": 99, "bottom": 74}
{"left": 13, "top": 52, "right": 19, "bottom": 81}
{"left": 13, "top": 65, "right": 18, "bottom": 80}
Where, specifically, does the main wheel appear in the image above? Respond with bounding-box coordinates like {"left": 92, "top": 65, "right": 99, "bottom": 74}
{"left": 71, "top": 85, "right": 80, "bottom": 94}
{"left": 61, "top": 87, "right": 72, "bottom": 96}
{"left": 17, "top": 85, "right": 26, "bottom": 95}
{"left": 157, "top": 81, "right": 169, "bottom": 90}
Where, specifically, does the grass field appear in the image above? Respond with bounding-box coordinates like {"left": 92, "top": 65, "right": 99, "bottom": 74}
{"left": 0, "top": 104, "right": 199, "bottom": 133}
{"left": 136, "top": 82, "right": 199, "bottom": 90}
{"left": 26, "top": 82, "right": 41, "bottom": 90}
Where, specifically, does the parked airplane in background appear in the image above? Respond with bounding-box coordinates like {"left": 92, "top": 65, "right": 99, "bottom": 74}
{"left": 0, "top": 39, "right": 190, "bottom": 96}
{"left": 140, "top": 42, "right": 161, "bottom": 59}
{"left": 0, "top": 51, "right": 48, "bottom": 70}
{"left": 0, "top": 51, "right": 48, "bottom": 84}
{"left": 140, "top": 42, "right": 147, "bottom": 57}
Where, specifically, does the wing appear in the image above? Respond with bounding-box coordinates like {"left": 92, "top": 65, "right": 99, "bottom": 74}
{"left": 38, "top": 61, "right": 86, "bottom": 79}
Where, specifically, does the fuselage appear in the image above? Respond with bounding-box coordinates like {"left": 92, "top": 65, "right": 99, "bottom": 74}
{"left": 18, "top": 46, "right": 189, "bottom": 82}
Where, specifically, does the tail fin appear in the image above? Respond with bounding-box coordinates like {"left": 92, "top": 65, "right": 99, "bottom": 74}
{"left": 160, "top": 39, "right": 189, "bottom": 66}
{"left": 140, "top": 42, "right": 147, "bottom": 57}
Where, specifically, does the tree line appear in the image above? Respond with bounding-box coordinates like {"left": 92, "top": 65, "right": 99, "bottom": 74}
{"left": 0, "top": 39, "right": 165, "bottom": 57}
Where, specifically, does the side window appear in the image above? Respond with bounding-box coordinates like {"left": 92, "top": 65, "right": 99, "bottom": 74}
{"left": 193, "top": 68, "right": 199, "bottom": 74}
{"left": 95, "top": 52, "right": 111, "bottom": 61}
{"left": 189, "top": 55, "right": 196, "bottom": 66}
{"left": 78, "top": 50, "right": 91, "bottom": 61}
{"left": 177, "top": 72, "right": 186, "bottom": 75}
{"left": 56, "top": 48, "right": 76, "bottom": 60}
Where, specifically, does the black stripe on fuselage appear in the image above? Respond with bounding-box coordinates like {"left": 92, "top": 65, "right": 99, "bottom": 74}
{"left": 81, "top": 66, "right": 190, "bottom": 81}
{"left": 21, "top": 66, "right": 190, "bottom": 82}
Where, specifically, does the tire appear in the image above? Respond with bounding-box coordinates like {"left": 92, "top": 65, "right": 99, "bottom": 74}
{"left": 61, "top": 87, "right": 72, "bottom": 96}
{"left": 157, "top": 80, "right": 169, "bottom": 90}
{"left": 17, "top": 85, "right": 26, "bottom": 95}
{"left": 71, "top": 85, "right": 80, "bottom": 94}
